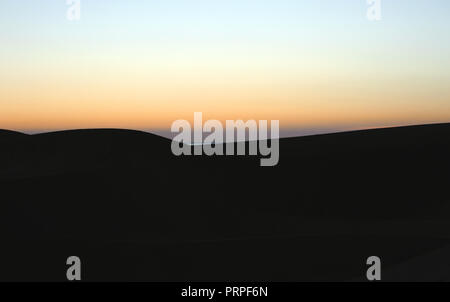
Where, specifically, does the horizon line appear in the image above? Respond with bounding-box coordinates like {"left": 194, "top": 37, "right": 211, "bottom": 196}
{"left": 2, "top": 122, "right": 449, "bottom": 142}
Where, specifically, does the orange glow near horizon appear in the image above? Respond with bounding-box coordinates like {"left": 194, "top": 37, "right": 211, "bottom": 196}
{"left": 1, "top": 71, "right": 449, "bottom": 133}
{"left": 1, "top": 1, "right": 450, "bottom": 134}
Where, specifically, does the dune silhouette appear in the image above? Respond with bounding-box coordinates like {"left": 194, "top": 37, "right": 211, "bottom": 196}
{"left": 0, "top": 123, "right": 449, "bottom": 281}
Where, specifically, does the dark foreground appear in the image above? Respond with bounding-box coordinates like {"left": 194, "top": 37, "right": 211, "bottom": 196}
{"left": 0, "top": 123, "right": 449, "bottom": 281}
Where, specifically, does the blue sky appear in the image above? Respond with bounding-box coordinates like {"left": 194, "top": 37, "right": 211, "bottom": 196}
{"left": 0, "top": 1, "right": 449, "bottom": 134}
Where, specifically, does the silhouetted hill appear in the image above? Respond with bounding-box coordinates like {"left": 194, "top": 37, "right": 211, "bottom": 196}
{"left": 0, "top": 129, "right": 170, "bottom": 179}
{"left": 0, "top": 124, "right": 450, "bottom": 281}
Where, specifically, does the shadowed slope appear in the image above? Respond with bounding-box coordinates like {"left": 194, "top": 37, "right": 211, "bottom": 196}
{"left": 0, "top": 124, "right": 449, "bottom": 281}
{"left": 0, "top": 129, "right": 170, "bottom": 179}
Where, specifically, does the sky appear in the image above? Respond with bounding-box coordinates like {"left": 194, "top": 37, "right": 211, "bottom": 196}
{"left": 0, "top": 0, "right": 449, "bottom": 136}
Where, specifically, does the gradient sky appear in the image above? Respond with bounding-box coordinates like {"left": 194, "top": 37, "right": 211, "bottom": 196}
{"left": 1, "top": 0, "right": 449, "bottom": 136}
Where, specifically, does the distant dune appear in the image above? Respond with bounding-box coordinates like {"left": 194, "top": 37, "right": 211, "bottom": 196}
{"left": 1, "top": 123, "right": 450, "bottom": 281}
